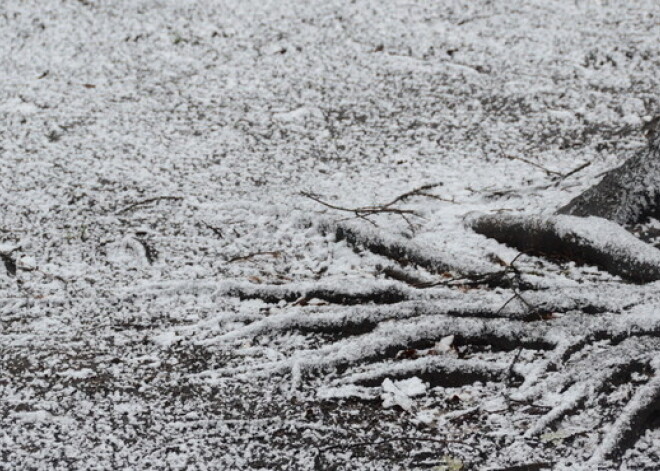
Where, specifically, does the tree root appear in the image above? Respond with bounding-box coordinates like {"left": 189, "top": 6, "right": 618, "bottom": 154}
{"left": 340, "top": 356, "right": 522, "bottom": 388}
{"left": 206, "top": 151, "right": 660, "bottom": 466}
{"left": 471, "top": 118, "right": 660, "bottom": 284}
{"left": 525, "top": 359, "right": 646, "bottom": 437}
{"left": 469, "top": 213, "right": 660, "bottom": 283}
{"left": 203, "top": 278, "right": 660, "bottom": 468}
{"left": 216, "top": 280, "right": 410, "bottom": 305}
{"left": 589, "top": 368, "right": 660, "bottom": 464}
{"left": 518, "top": 336, "right": 660, "bottom": 467}
{"left": 317, "top": 218, "right": 503, "bottom": 283}
{"left": 209, "top": 295, "right": 570, "bottom": 347}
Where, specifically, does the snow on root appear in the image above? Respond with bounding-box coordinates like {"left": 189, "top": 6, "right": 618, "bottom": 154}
{"left": 339, "top": 356, "right": 519, "bottom": 388}
{"left": 316, "top": 217, "right": 500, "bottom": 279}
{"left": 206, "top": 315, "right": 560, "bottom": 382}
{"left": 205, "top": 290, "right": 571, "bottom": 345}
{"left": 588, "top": 364, "right": 660, "bottom": 465}
{"left": 470, "top": 213, "right": 660, "bottom": 283}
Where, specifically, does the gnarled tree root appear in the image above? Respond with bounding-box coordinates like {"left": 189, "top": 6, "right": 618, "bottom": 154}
{"left": 469, "top": 213, "right": 660, "bottom": 283}
{"left": 589, "top": 370, "right": 660, "bottom": 465}
{"left": 217, "top": 280, "right": 410, "bottom": 305}
{"left": 341, "top": 356, "right": 522, "bottom": 388}
{"left": 316, "top": 218, "right": 506, "bottom": 285}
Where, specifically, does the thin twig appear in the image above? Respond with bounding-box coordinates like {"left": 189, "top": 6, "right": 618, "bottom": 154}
{"left": 116, "top": 196, "right": 183, "bottom": 214}
{"left": 301, "top": 191, "right": 417, "bottom": 216}
{"left": 337, "top": 214, "right": 379, "bottom": 227}
{"left": 456, "top": 14, "right": 496, "bottom": 25}
{"left": 503, "top": 153, "right": 563, "bottom": 177}
{"left": 420, "top": 272, "right": 505, "bottom": 289}
{"left": 498, "top": 144, "right": 591, "bottom": 181}
{"left": 496, "top": 294, "right": 520, "bottom": 315}
{"left": 508, "top": 252, "right": 525, "bottom": 267}
{"left": 560, "top": 161, "right": 591, "bottom": 180}
{"left": 227, "top": 251, "right": 282, "bottom": 263}
{"left": 301, "top": 184, "right": 451, "bottom": 233}
{"left": 423, "top": 252, "right": 526, "bottom": 290}
{"left": 493, "top": 253, "right": 539, "bottom": 317}
{"left": 201, "top": 221, "right": 224, "bottom": 238}
{"left": 381, "top": 183, "right": 444, "bottom": 207}
{"left": 301, "top": 191, "right": 422, "bottom": 232}
{"left": 489, "top": 463, "right": 555, "bottom": 471}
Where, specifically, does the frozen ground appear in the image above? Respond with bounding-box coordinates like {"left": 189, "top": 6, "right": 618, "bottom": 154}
{"left": 1, "top": 0, "right": 659, "bottom": 469}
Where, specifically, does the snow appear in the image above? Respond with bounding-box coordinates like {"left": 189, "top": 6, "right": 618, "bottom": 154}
{"left": 1, "top": 0, "right": 659, "bottom": 469}
{"left": 388, "top": 377, "right": 427, "bottom": 397}
{"left": 381, "top": 377, "right": 427, "bottom": 411}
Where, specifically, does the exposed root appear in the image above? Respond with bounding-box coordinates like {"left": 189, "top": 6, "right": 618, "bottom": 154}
{"left": 207, "top": 288, "right": 616, "bottom": 345}
{"left": 469, "top": 213, "right": 660, "bottom": 283}
{"left": 216, "top": 280, "right": 410, "bottom": 305}
{"left": 206, "top": 302, "right": 426, "bottom": 343}
{"left": 212, "top": 315, "right": 560, "bottom": 382}
{"left": 196, "top": 197, "right": 660, "bottom": 469}
{"left": 215, "top": 291, "right": 579, "bottom": 346}
{"left": 525, "top": 359, "right": 644, "bottom": 437}
{"left": 340, "top": 356, "right": 522, "bottom": 388}
{"left": 206, "top": 299, "right": 660, "bottom": 382}
{"left": 519, "top": 337, "right": 660, "bottom": 466}
{"left": 524, "top": 382, "right": 590, "bottom": 437}
{"left": 514, "top": 315, "right": 660, "bottom": 404}
{"left": 128, "top": 279, "right": 411, "bottom": 305}
{"left": 196, "top": 281, "right": 660, "bottom": 471}
{"left": 317, "top": 218, "right": 501, "bottom": 281}
{"left": 589, "top": 369, "right": 660, "bottom": 464}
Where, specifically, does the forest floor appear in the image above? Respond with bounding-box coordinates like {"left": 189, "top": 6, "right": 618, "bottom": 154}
{"left": 1, "top": 1, "right": 660, "bottom": 469}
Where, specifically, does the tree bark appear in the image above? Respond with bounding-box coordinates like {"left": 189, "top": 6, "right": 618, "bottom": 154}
{"left": 557, "top": 121, "right": 660, "bottom": 225}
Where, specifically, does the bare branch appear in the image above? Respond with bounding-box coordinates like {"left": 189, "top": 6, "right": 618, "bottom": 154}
{"left": 227, "top": 251, "right": 282, "bottom": 263}
{"left": 301, "top": 183, "right": 453, "bottom": 232}
{"left": 116, "top": 196, "right": 183, "bottom": 214}
{"left": 300, "top": 191, "right": 418, "bottom": 216}
{"left": 381, "top": 183, "right": 444, "bottom": 208}
{"left": 561, "top": 161, "right": 591, "bottom": 179}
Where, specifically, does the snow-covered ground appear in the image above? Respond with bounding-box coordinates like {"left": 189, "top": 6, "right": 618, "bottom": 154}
{"left": 1, "top": 0, "right": 659, "bottom": 469}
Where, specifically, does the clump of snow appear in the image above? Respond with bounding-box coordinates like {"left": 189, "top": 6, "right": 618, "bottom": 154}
{"left": 381, "top": 377, "right": 427, "bottom": 411}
